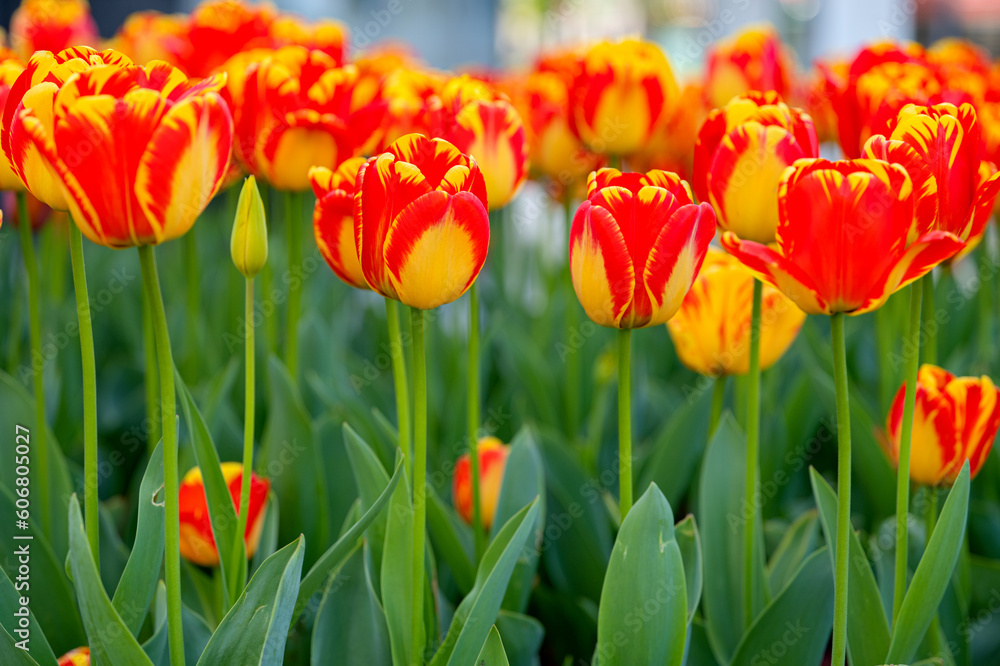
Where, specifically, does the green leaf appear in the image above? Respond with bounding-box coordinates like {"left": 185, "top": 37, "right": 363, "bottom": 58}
{"left": 886, "top": 462, "right": 971, "bottom": 664}
{"left": 112, "top": 438, "right": 165, "bottom": 637}
{"left": 595, "top": 483, "right": 687, "bottom": 666}
{"left": 637, "top": 386, "right": 712, "bottom": 508}
{"left": 176, "top": 374, "right": 246, "bottom": 608}
{"left": 697, "top": 412, "right": 767, "bottom": 663}
{"left": 67, "top": 495, "right": 153, "bottom": 665}
{"left": 251, "top": 492, "right": 279, "bottom": 577}
{"left": 311, "top": 542, "right": 391, "bottom": 666}
{"left": 0, "top": 567, "right": 57, "bottom": 665}
{"left": 141, "top": 587, "right": 213, "bottom": 666}
{"left": 427, "top": 487, "right": 476, "bottom": 594}
{"left": 342, "top": 423, "right": 392, "bottom": 595}
{"left": 809, "top": 468, "right": 890, "bottom": 666}
{"left": 0, "top": 624, "right": 39, "bottom": 665}
{"left": 495, "top": 611, "right": 544, "bottom": 666}
{"left": 475, "top": 626, "right": 509, "bottom": 666}
{"left": 430, "top": 499, "right": 541, "bottom": 666}
{"left": 381, "top": 460, "right": 414, "bottom": 666}
{"left": 765, "top": 510, "right": 819, "bottom": 594}
{"left": 294, "top": 457, "right": 404, "bottom": 622}
{"left": 675, "top": 514, "right": 703, "bottom": 624}
{"left": 258, "top": 355, "right": 329, "bottom": 567}
{"left": 729, "top": 548, "right": 834, "bottom": 666}
{"left": 490, "top": 427, "right": 545, "bottom": 613}
{"left": 197, "top": 537, "right": 305, "bottom": 666}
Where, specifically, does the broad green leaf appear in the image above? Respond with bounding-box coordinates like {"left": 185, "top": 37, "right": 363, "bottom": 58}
{"left": 176, "top": 373, "right": 246, "bottom": 608}
{"left": 596, "top": 483, "right": 687, "bottom": 666}
{"left": 141, "top": 591, "right": 213, "bottom": 666}
{"left": 430, "top": 499, "right": 541, "bottom": 666}
{"left": 197, "top": 537, "right": 305, "bottom": 666}
{"left": 697, "top": 412, "right": 767, "bottom": 663}
{"left": 729, "top": 548, "right": 834, "bottom": 666}
{"left": 112, "top": 439, "right": 165, "bottom": 637}
{"left": 766, "top": 510, "right": 819, "bottom": 593}
{"left": 475, "top": 626, "right": 509, "bottom": 666}
{"left": 294, "top": 458, "right": 404, "bottom": 622}
{"left": 342, "top": 423, "right": 392, "bottom": 594}
{"left": 490, "top": 427, "right": 545, "bottom": 613}
{"left": 495, "top": 611, "right": 544, "bottom": 666}
{"left": 311, "top": 542, "right": 391, "bottom": 666}
{"left": 0, "top": 624, "right": 38, "bottom": 666}
{"left": 886, "top": 463, "right": 971, "bottom": 664}
{"left": 810, "top": 468, "right": 890, "bottom": 666}
{"left": 675, "top": 514, "right": 703, "bottom": 624}
{"left": 0, "top": 567, "right": 57, "bottom": 665}
{"left": 381, "top": 461, "right": 414, "bottom": 666}
{"left": 637, "top": 386, "right": 712, "bottom": 508}
{"left": 427, "top": 487, "right": 476, "bottom": 594}
{"left": 684, "top": 618, "right": 721, "bottom": 666}
{"left": 66, "top": 495, "right": 153, "bottom": 665}
{"left": 251, "top": 492, "right": 279, "bottom": 577}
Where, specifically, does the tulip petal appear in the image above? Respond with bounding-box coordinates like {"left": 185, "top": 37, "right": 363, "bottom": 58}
{"left": 721, "top": 231, "right": 826, "bottom": 314}
{"left": 857, "top": 230, "right": 965, "bottom": 314}
{"left": 908, "top": 386, "right": 960, "bottom": 487}
{"left": 382, "top": 190, "right": 489, "bottom": 310}
{"left": 862, "top": 135, "right": 938, "bottom": 238}
{"left": 944, "top": 376, "right": 1000, "bottom": 479}
{"left": 569, "top": 200, "right": 635, "bottom": 328}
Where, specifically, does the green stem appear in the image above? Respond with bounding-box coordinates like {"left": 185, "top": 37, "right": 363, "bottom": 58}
{"left": 743, "top": 279, "right": 763, "bottom": 627}
{"left": 17, "top": 192, "right": 49, "bottom": 535}
{"left": 468, "top": 283, "right": 485, "bottom": 560}
{"left": 285, "top": 191, "right": 302, "bottom": 379}
{"left": 563, "top": 193, "right": 580, "bottom": 440}
{"left": 6, "top": 272, "right": 23, "bottom": 375}
{"left": 617, "top": 328, "right": 632, "bottom": 518}
{"left": 410, "top": 307, "right": 427, "bottom": 666}
{"left": 875, "top": 302, "right": 894, "bottom": 415}
{"left": 924, "top": 488, "right": 942, "bottom": 655}
{"left": 142, "top": 289, "right": 160, "bottom": 454}
{"left": 830, "top": 313, "right": 852, "bottom": 666}
{"left": 385, "top": 299, "right": 412, "bottom": 481}
{"left": 893, "top": 283, "right": 922, "bottom": 623}
{"left": 922, "top": 274, "right": 936, "bottom": 366}
{"left": 69, "top": 223, "right": 99, "bottom": 566}
{"left": 235, "top": 277, "right": 255, "bottom": 580}
{"left": 709, "top": 375, "right": 726, "bottom": 438}
{"left": 183, "top": 229, "right": 200, "bottom": 381}
{"left": 138, "top": 245, "right": 185, "bottom": 666}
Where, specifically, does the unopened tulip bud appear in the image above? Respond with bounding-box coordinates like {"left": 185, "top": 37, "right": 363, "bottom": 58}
{"left": 231, "top": 176, "right": 268, "bottom": 278}
{"left": 453, "top": 437, "right": 510, "bottom": 531}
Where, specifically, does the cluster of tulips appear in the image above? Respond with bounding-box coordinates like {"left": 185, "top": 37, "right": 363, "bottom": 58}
{"left": 3, "top": 0, "right": 1000, "bottom": 665}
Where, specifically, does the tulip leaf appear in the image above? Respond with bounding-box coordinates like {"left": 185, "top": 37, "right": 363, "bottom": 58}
{"left": 311, "top": 542, "right": 391, "bottom": 666}
{"left": 141, "top": 586, "right": 213, "bottom": 666}
{"left": 381, "top": 459, "right": 415, "bottom": 666}
{"left": 112, "top": 438, "right": 165, "bottom": 637}
{"left": 495, "top": 611, "right": 544, "bottom": 666}
{"left": 765, "top": 510, "right": 819, "bottom": 594}
{"left": 0, "top": 624, "right": 39, "bottom": 666}
{"left": 886, "top": 462, "right": 971, "bottom": 664}
{"left": 595, "top": 483, "right": 687, "bottom": 666}
{"left": 251, "top": 492, "right": 280, "bottom": 577}
{"left": 490, "top": 427, "right": 545, "bottom": 614}
{"left": 196, "top": 536, "right": 305, "bottom": 666}
{"left": 430, "top": 499, "right": 541, "bottom": 666}
{"left": 342, "top": 422, "right": 392, "bottom": 595}
{"left": 0, "top": 567, "right": 57, "bottom": 665}
{"left": 476, "top": 626, "right": 509, "bottom": 666}
{"left": 728, "top": 548, "right": 834, "bottom": 666}
{"left": 176, "top": 373, "right": 246, "bottom": 610}
{"left": 809, "top": 468, "right": 890, "bottom": 666}
{"left": 67, "top": 494, "right": 153, "bottom": 665}
{"left": 293, "top": 457, "right": 404, "bottom": 623}
{"left": 697, "top": 412, "right": 767, "bottom": 664}
{"left": 675, "top": 514, "right": 703, "bottom": 624}
{"left": 427, "top": 487, "right": 476, "bottom": 594}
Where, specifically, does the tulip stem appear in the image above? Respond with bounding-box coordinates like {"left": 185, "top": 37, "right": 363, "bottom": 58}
{"left": 893, "top": 283, "right": 923, "bottom": 623}
{"left": 709, "top": 375, "right": 726, "bottom": 438}
{"left": 139, "top": 245, "right": 185, "bottom": 666}
{"left": 830, "top": 312, "right": 852, "bottom": 666}
{"left": 411, "top": 306, "right": 427, "bottom": 666}
{"left": 69, "top": 222, "right": 100, "bottom": 567}
{"left": 17, "top": 192, "right": 49, "bottom": 536}
{"left": 922, "top": 274, "right": 937, "bottom": 366}
{"left": 143, "top": 293, "right": 160, "bottom": 455}
{"left": 617, "top": 327, "right": 632, "bottom": 518}
{"left": 564, "top": 193, "right": 581, "bottom": 439}
{"left": 743, "top": 279, "right": 763, "bottom": 628}
{"left": 183, "top": 229, "right": 200, "bottom": 381}
{"left": 285, "top": 191, "right": 301, "bottom": 379}
{"left": 385, "top": 299, "right": 412, "bottom": 480}
{"left": 468, "top": 283, "right": 485, "bottom": 560}
{"left": 235, "top": 277, "right": 255, "bottom": 582}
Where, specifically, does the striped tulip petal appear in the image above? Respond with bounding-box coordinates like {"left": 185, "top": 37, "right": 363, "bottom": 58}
{"left": 569, "top": 200, "right": 635, "bottom": 328}
{"left": 311, "top": 157, "right": 367, "bottom": 289}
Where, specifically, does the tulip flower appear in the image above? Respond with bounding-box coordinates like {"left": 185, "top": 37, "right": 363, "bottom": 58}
{"left": 694, "top": 91, "right": 819, "bottom": 244}
{"left": 453, "top": 437, "right": 510, "bottom": 531}
{"left": 109, "top": 10, "right": 187, "bottom": 67}
{"left": 178, "top": 462, "right": 271, "bottom": 567}
{"left": 667, "top": 249, "right": 805, "bottom": 377}
{"left": 571, "top": 38, "right": 680, "bottom": 157}
{"left": 887, "top": 365, "right": 1000, "bottom": 487}
{"left": 231, "top": 175, "right": 268, "bottom": 279}
{"left": 631, "top": 82, "right": 705, "bottom": 182}
{"left": 171, "top": 0, "right": 275, "bottom": 78}
{"left": 356, "top": 133, "right": 490, "bottom": 310}
{"left": 374, "top": 67, "right": 443, "bottom": 150}
{"left": 703, "top": 25, "right": 793, "bottom": 110}
{"left": 0, "top": 52, "right": 26, "bottom": 193}
{"left": 310, "top": 156, "right": 367, "bottom": 289}
{"left": 269, "top": 15, "right": 347, "bottom": 64}
{"left": 57, "top": 647, "right": 90, "bottom": 666}
{"left": 9, "top": 0, "right": 99, "bottom": 61}
{"left": 804, "top": 58, "right": 848, "bottom": 144}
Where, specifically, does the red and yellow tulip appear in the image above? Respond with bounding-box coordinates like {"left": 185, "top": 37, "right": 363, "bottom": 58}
{"left": 0, "top": 51, "right": 26, "bottom": 192}
{"left": 311, "top": 156, "right": 367, "bottom": 289}
{"left": 356, "top": 133, "right": 490, "bottom": 310}
{"left": 8, "top": 56, "right": 233, "bottom": 247}
{"left": 630, "top": 82, "right": 705, "bottom": 182}
{"left": 108, "top": 10, "right": 187, "bottom": 67}
{"left": 666, "top": 249, "right": 805, "bottom": 376}
{"left": 374, "top": 67, "right": 443, "bottom": 151}
{"left": 178, "top": 462, "right": 270, "bottom": 567}
{"left": 694, "top": 91, "right": 819, "bottom": 243}
{"left": 569, "top": 168, "right": 716, "bottom": 329}
{"left": 57, "top": 647, "right": 90, "bottom": 666}
{"left": 9, "top": 0, "right": 99, "bottom": 62}
{"left": 269, "top": 15, "right": 347, "bottom": 64}
{"left": 887, "top": 365, "right": 1000, "bottom": 487}
{"left": 171, "top": 0, "right": 276, "bottom": 79}
{"left": 703, "top": 25, "right": 793, "bottom": 110}
{"left": 571, "top": 38, "right": 680, "bottom": 157}
{"left": 453, "top": 436, "right": 509, "bottom": 531}
{"left": 722, "top": 158, "right": 964, "bottom": 315}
